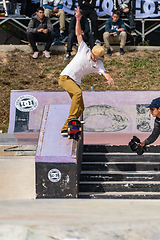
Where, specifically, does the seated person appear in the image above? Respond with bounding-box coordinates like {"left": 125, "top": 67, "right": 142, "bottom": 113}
{"left": 78, "top": 0, "right": 100, "bottom": 45}
{"left": 114, "top": 0, "right": 137, "bottom": 36}
{"left": 140, "top": 98, "right": 160, "bottom": 147}
{"left": 103, "top": 10, "right": 127, "bottom": 56}
{"left": 64, "top": 10, "right": 95, "bottom": 60}
{"left": 26, "top": 6, "right": 55, "bottom": 59}
{"left": 10, "top": 0, "right": 27, "bottom": 15}
{"left": 43, "top": 0, "right": 65, "bottom": 39}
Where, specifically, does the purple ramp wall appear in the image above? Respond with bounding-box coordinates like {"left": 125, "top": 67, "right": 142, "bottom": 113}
{"left": 9, "top": 90, "right": 160, "bottom": 134}
{"left": 35, "top": 104, "right": 76, "bottom": 163}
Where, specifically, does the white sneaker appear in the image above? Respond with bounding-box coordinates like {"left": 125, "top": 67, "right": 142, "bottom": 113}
{"left": 80, "top": 121, "right": 85, "bottom": 124}
{"left": 32, "top": 52, "right": 39, "bottom": 59}
{"left": 43, "top": 50, "right": 51, "bottom": 58}
{"left": 95, "top": 39, "right": 101, "bottom": 46}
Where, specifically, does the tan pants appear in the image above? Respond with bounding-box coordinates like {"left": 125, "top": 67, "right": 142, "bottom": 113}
{"left": 59, "top": 75, "right": 84, "bottom": 132}
{"left": 103, "top": 31, "right": 127, "bottom": 49}
{"left": 44, "top": 8, "right": 65, "bottom": 32}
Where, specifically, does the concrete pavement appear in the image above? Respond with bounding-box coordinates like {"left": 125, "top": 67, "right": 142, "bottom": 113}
{"left": 0, "top": 199, "right": 160, "bottom": 240}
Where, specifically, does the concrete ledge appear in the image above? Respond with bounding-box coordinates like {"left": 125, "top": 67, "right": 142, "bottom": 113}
{"left": 0, "top": 44, "right": 66, "bottom": 52}
{"left": 0, "top": 44, "right": 160, "bottom": 52}
{"left": 0, "top": 156, "right": 35, "bottom": 199}
{"left": 0, "top": 145, "right": 36, "bottom": 156}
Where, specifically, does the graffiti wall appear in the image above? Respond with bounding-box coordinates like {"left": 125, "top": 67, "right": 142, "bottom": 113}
{"left": 8, "top": 90, "right": 160, "bottom": 134}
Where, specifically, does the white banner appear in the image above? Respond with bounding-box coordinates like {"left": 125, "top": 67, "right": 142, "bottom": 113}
{"left": 135, "top": 0, "right": 160, "bottom": 18}
{"left": 62, "top": 0, "right": 160, "bottom": 18}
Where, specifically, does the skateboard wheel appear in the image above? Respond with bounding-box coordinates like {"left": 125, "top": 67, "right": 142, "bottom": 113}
{"left": 68, "top": 135, "right": 70, "bottom": 139}
{"left": 68, "top": 128, "right": 70, "bottom": 132}
{"left": 79, "top": 136, "right": 81, "bottom": 140}
{"left": 79, "top": 127, "right": 81, "bottom": 131}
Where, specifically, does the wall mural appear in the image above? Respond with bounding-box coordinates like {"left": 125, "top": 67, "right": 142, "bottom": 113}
{"left": 8, "top": 91, "right": 160, "bottom": 134}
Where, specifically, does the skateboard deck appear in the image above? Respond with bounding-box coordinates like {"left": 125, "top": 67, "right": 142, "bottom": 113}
{"left": 68, "top": 119, "right": 82, "bottom": 140}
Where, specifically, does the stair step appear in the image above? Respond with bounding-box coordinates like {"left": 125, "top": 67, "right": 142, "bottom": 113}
{"left": 82, "top": 162, "right": 160, "bottom": 171}
{"left": 79, "top": 181, "right": 160, "bottom": 192}
{"left": 80, "top": 171, "right": 160, "bottom": 181}
{"left": 83, "top": 153, "right": 160, "bottom": 162}
{"left": 78, "top": 191, "right": 160, "bottom": 199}
{"left": 83, "top": 145, "right": 160, "bottom": 153}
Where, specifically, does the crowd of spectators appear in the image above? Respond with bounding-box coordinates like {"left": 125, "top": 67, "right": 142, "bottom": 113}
{"left": 24, "top": 0, "right": 137, "bottom": 58}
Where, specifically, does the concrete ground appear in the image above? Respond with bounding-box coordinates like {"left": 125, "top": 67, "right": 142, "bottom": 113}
{"left": 0, "top": 199, "right": 160, "bottom": 240}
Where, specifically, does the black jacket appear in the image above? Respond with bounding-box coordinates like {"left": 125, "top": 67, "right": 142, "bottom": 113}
{"left": 69, "top": 16, "right": 90, "bottom": 35}
{"left": 78, "top": 0, "right": 96, "bottom": 11}
{"left": 144, "top": 117, "right": 160, "bottom": 145}
{"left": 27, "top": 14, "right": 54, "bottom": 33}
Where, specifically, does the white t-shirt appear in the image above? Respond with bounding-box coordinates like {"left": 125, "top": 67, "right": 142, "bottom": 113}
{"left": 60, "top": 41, "right": 106, "bottom": 86}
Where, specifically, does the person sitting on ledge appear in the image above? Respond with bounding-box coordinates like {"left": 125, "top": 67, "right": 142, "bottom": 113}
{"left": 43, "top": 0, "right": 65, "bottom": 40}
{"left": 26, "top": 6, "right": 55, "bottom": 59}
{"left": 103, "top": 10, "right": 127, "bottom": 56}
{"left": 113, "top": 0, "right": 137, "bottom": 36}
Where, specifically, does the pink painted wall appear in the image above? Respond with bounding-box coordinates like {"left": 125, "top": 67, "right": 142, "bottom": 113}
{"left": 9, "top": 90, "right": 160, "bottom": 134}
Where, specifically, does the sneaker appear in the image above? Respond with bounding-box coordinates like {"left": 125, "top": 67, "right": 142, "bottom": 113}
{"left": 131, "top": 30, "right": 137, "bottom": 36}
{"left": 107, "top": 49, "right": 112, "bottom": 56}
{"left": 60, "top": 31, "right": 65, "bottom": 40}
{"left": 43, "top": 50, "right": 51, "bottom": 58}
{"left": 61, "top": 130, "right": 68, "bottom": 136}
{"left": 32, "top": 52, "right": 39, "bottom": 59}
{"left": 120, "top": 48, "right": 125, "bottom": 55}
{"left": 80, "top": 120, "right": 85, "bottom": 124}
{"left": 95, "top": 39, "right": 101, "bottom": 46}
{"left": 64, "top": 52, "right": 71, "bottom": 60}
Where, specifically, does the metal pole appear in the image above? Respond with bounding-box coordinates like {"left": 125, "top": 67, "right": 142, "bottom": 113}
{"left": 142, "top": 19, "right": 145, "bottom": 43}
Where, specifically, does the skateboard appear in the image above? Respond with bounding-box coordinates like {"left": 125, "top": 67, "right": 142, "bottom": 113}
{"left": 68, "top": 119, "right": 82, "bottom": 140}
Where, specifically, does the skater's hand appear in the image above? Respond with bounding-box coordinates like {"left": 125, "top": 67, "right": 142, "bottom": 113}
{"left": 105, "top": 78, "right": 114, "bottom": 86}
{"left": 103, "top": 72, "right": 114, "bottom": 86}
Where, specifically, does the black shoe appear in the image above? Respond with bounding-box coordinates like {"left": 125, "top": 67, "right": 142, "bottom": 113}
{"left": 120, "top": 48, "right": 125, "bottom": 55}
{"left": 61, "top": 130, "right": 68, "bottom": 136}
{"left": 64, "top": 52, "right": 71, "bottom": 60}
{"left": 107, "top": 49, "right": 112, "bottom": 56}
{"left": 131, "top": 30, "right": 137, "bottom": 37}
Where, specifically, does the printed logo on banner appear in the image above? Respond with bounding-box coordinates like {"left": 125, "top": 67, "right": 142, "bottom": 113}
{"left": 63, "top": 0, "right": 160, "bottom": 18}
{"left": 134, "top": 0, "right": 160, "bottom": 18}
{"left": 15, "top": 95, "right": 38, "bottom": 112}
{"left": 63, "top": 0, "right": 113, "bottom": 16}
{"left": 48, "top": 169, "right": 62, "bottom": 183}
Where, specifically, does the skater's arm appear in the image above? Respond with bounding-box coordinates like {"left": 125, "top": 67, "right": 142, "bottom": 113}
{"left": 75, "top": 6, "right": 83, "bottom": 45}
{"left": 102, "top": 71, "right": 114, "bottom": 86}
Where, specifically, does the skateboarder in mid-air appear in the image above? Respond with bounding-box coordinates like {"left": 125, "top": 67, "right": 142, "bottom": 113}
{"left": 59, "top": 6, "right": 114, "bottom": 136}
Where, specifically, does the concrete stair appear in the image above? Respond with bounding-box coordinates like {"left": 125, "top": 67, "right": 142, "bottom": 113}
{"left": 79, "top": 145, "right": 160, "bottom": 199}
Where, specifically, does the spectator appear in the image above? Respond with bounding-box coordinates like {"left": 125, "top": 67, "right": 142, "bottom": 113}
{"left": 10, "top": 0, "right": 27, "bottom": 15}
{"left": 64, "top": 10, "right": 95, "bottom": 60}
{"left": 140, "top": 98, "right": 160, "bottom": 147}
{"left": 113, "top": 0, "right": 137, "bottom": 36}
{"left": 78, "top": 0, "right": 100, "bottom": 45}
{"left": 26, "top": 6, "right": 55, "bottom": 59}
{"left": 103, "top": 10, "right": 127, "bottom": 56}
{"left": 43, "top": 0, "right": 65, "bottom": 39}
